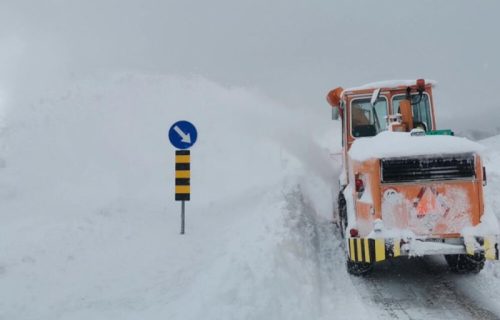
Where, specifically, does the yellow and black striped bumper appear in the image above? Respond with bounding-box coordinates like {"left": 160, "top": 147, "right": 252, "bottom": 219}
{"left": 348, "top": 236, "right": 499, "bottom": 263}
{"left": 347, "top": 238, "right": 400, "bottom": 263}
{"left": 465, "top": 236, "right": 499, "bottom": 261}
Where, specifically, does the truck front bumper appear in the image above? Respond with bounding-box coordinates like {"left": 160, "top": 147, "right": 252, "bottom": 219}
{"left": 347, "top": 236, "right": 499, "bottom": 263}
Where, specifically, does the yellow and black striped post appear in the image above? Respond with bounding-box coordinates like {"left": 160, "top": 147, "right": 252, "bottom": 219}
{"left": 175, "top": 150, "right": 190, "bottom": 201}
{"left": 175, "top": 150, "right": 190, "bottom": 234}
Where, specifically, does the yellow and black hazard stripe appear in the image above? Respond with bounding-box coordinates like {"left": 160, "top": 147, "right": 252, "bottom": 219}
{"left": 175, "top": 150, "right": 190, "bottom": 201}
{"left": 483, "top": 237, "right": 499, "bottom": 260}
{"left": 465, "top": 236, "right": 499, "bottom": 260}
{"left": 348, "top": 238, "right": 401, "bottom": 263}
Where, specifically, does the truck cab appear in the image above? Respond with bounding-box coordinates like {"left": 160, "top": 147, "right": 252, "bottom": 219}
{"left": 327, "top": 79, "right": 499, "bottom": 275}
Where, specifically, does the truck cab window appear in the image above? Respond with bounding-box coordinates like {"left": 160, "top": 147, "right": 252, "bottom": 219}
{"left": 393, "top": 94, "right": 432, "bottom": 131}
{"left": 350, "top": 98, "right": 388, "bottom": 137}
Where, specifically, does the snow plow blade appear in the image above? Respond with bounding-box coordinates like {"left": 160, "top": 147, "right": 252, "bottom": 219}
{"left": 347, "top": 237, "right": 499, "bottom": 263}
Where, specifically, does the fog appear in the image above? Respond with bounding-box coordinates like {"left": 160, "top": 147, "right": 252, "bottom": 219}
{"left": 1, "top": 0, "right": 499, "bottom": 135}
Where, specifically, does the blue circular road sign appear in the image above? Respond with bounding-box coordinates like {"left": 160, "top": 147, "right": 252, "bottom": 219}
{"left": 169, "top": 120, "right": 198, "bottom": 149}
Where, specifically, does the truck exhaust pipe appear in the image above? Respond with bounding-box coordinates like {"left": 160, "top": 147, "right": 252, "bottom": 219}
{"left": 399, "top": 99, "right": 413, "bottom": 131}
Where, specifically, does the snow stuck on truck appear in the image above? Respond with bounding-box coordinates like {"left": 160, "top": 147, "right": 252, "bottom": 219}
{"left": 327, "top": 79, "right": 500, "bottom": 275}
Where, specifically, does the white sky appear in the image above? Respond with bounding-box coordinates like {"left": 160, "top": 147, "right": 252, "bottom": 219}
{"left": 1, "top": 0, "right": 499, "bottom": 132}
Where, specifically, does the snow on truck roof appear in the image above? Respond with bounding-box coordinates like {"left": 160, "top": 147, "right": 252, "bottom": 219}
{"left": 343, "top": 79, "right": 437, "bottom": 94}
{"left": 349, "top": 131, "right": 484, "bottom": 162}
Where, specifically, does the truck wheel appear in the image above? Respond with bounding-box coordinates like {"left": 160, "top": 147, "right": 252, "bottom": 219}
{"left": 445, "top": 254, "right": 485, "bottom": 274}
{"left": 337, "top": 192, "right": 347, "bottom": 239}
{"left": 346, "top": 260, "right": 373, "bottom": 276}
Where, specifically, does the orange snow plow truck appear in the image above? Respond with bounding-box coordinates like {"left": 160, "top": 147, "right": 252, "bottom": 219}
{"left": 327, "top": 79, "right": 499, "bottom": 275}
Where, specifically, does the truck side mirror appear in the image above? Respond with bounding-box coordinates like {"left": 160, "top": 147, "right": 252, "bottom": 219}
{"left": 332, "top": 107, "right": 340, "bottom": 120}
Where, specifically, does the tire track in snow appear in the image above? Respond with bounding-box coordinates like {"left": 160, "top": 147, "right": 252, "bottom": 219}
{"left": 282, "top": 186, "right": 372, "bottom": 320}
{"left": 351, "top": 256, "right": 500, "bottom": 320}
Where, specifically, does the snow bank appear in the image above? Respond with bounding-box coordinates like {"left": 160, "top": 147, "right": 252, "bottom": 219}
{"left": 480, "top": 134, "right": 500, "bottom": 236}
{"left": 349, "top": 131, "right": 484, "bottom": 161}
{"left": 481, "top": 134, "right": 500, "bottom": 149}
{"left": 0, "top": 74, "right": 370, "bottom": 320}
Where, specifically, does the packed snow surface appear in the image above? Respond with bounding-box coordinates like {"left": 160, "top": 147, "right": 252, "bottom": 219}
{"left": 349, "top": 131, "right": 484, "bottom": 161}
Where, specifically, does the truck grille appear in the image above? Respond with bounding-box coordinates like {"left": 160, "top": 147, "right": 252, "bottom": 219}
{"left": 381, "top": 153, "right": 476, "bottom": 183}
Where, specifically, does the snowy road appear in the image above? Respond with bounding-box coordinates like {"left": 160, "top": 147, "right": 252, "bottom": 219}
{"left": 351, "top": 257, "right": 500, "bottom": 320}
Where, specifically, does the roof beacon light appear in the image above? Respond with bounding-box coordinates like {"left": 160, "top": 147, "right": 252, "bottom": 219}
{"left": 327, "top": 87, "right": 343, "bottom": 108}
{"left": 416, "top": 79, "right": 426, "bottom": 92}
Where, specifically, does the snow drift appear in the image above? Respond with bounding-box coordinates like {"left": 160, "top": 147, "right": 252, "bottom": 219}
{"left": 0, "top": 74, "right": 373, "bottom": 320}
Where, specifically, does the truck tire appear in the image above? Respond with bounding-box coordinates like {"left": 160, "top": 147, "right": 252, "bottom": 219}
{"left": 445, "top": 254, "right": 485, "bottom": 274}
{"left": 338, "top": 191, "right": 373, "bottom": 275}
{"left": 346, "top": 260, "right": 373, "bottom": 276}
{"left": 337, "top": 192, "right": 347, "bottom": 239}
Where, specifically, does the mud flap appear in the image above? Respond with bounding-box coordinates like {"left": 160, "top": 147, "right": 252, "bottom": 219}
{"left": 348, "top": 238, "right": 401, "bottom": 263}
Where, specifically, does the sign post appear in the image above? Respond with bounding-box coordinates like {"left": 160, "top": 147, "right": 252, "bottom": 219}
{"left": 169, "top": 120, "right": 197, "bottom": 235}
{"left": 181, "top": 200, "right": 185, "bottom": 234}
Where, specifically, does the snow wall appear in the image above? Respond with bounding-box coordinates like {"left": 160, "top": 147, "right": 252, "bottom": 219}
{"left": 0, "top": 74, "right": 374, "bottom": 320}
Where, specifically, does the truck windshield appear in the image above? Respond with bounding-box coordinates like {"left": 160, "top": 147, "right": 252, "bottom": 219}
{"left": 393, "top": 93, "right": 432, "bottom": 131}
{"left": 350, "top": 98, "right": 388, "bottom": 137}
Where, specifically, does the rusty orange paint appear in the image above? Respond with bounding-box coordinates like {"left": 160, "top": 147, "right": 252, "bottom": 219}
{"left": 332, "top": 80, "right": 485, "bottom": 240}
{"left": 343, "top": 84, "right": 435, "bottom": 152}
{"left": 380, "top": 181, "right": 481, "bottom": 237}
{"left": 415, "top": 187, "right": 437, "bottom": 217}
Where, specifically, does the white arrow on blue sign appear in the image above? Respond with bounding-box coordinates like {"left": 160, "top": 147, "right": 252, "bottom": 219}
{"left": 169, "top": 120, "right": 198, "bottom": 149}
